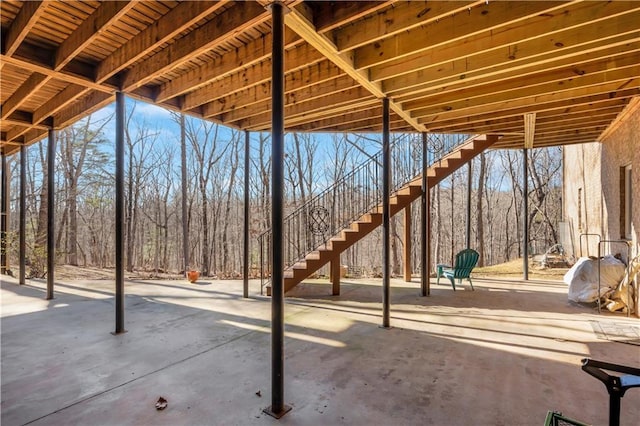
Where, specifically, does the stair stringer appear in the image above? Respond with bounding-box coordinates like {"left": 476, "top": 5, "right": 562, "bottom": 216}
{"left": 275, "top": 134, "right": 499, "bottom": 294}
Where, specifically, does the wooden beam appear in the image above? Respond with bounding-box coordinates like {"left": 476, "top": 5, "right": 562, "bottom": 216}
{"left": 95, "top": 0, "right": 229, "bottom": 83}
{"left": 498, "top": 128, "right": 605, "bottom": 144}
{"left": 1, "top": 115, "right": 51, "bottom": 130}
{"left": 54, "top": 1, "right": 135, "bottom": 71}
{"left": 182, "top": 44, "right": 326, "bottom": 111}
{"left": 373, "top": 3, "right": 640, "bottom": 84}
{"left": 121, "top": 1, "right": 269, "bottom": 91}
{"left": 33, "top": 85, "right": 90, "bottom": 124}
{"left": 391, "top": 38, "right": 640, "bottom": 102}
{"left": 1, "top": 72, "right": 48, "bottom": 119}
{"left": 155, "top": 29, "right": 302, "bottom": 103}
{"left": 314, "top": 1, "right": 394, "bottom": 34}
{"left": 0, "top": 53, "right": 114, "bottom": 93}
{"left": 598, "top": 96, "right": 640, "bottom": 141}
{"left": 334, "top": 1, "right": 482, "bottom": 52}
{"left": 353, "top": 1, "right": 568, "bottom": 69}
{"left": 439, "top": 107, "right": 624, "bottom": 135}
{"left": 227, "top": 86, "right": 373, "bottom": 125}
{"left": 285, "top": 4, "right": 426, "bottom": 132}
{"left": 4, "top": 113, "right": 54, "bottom": 142}
{"left": 19, "top": 128, "right": 48, "bottom": 148}
{"left": 424, "top": 88, "right": 640, "bottom": 130}
{"left": 289, "top": 106, "right": 382, "bottom": 131}
{"left": 384, "top": 21, "right": 640, "bottom": 97}
{"left": 203, "top": 73, "right": 355, "bottom": 119}
{"left": 402, "top": 54, "right": 640, "bottom": 113}
{"left": 53, "top": 91, "right": 114, "bottom": 129}
{"left": 242, "top": 97, "right": 379, "bottom": 131}
{"left": 2, "top": 1, "right": 48, "bottom": 57}
{"left": 414, "top": 66, "right": 640, "bottom": 122}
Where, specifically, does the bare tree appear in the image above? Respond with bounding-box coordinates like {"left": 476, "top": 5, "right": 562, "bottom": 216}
{"left": 475, "top": 152, "right": 487, "bottom": 266}
{"left": 57, "top": 116, "right": 111, "bottom": 265}
{"left": 185, "top": 119, "right": 228, "bottom": 276}
{"left": 125, "top": 106, "right": 160, "bottom": 272}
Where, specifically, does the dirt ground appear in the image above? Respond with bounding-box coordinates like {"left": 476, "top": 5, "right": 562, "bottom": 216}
{"left": 44, "top": 258, "right": 569, "bottom": 283}
{"left": 473, "top": 258, "right": 569, "bottom": 280}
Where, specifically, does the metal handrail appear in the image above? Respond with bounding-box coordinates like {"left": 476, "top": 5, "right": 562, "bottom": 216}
{"left": 579, "top": 233, "right": 601, "bottom": 257}
{"left": 258, "top": 133, "right": 471, "bottom": 290}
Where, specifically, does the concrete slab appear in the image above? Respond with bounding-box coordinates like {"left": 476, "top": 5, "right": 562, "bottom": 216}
{"left": 1, "top": 275, "right": 639, "bottom": 425}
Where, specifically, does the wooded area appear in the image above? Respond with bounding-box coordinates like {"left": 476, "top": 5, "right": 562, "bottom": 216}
{"left": 4, "top": 101, "right": 562, "bottom": 279}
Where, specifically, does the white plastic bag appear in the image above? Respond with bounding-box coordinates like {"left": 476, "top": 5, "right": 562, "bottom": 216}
{"left": 563, "top": 256, "right": 626, "bottom": 303}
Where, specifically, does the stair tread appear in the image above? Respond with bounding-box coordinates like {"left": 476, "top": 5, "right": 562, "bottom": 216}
{"left": 265, "top": 134, "right": 498, "bottom": 294}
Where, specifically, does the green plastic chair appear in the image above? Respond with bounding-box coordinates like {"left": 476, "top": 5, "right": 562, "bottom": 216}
{"left": 436, "top": 248, "right": 479, "bottom": 291}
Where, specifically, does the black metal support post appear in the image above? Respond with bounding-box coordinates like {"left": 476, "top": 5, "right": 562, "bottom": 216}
{"left": 46, "top": 129, "right": 55, "bottom": 299}
{"left": 523, "top": 148, "right": 529, "bottom": 280}
{"left": 382, "top": 98, "right": 391, "bottom": 327}
{"left": 466, "top": 162, "right": 472, "bottom": 249}
{"left": 420, "top": 133, "right": 429, "bottom": 296}
{"left": 180, "top": 113, "right": 189, "bottom": 276}
{"left": 20, "top": 144, "right": 26, "bottom": 284}
{"left": 0, "top": 152, "right": 7, "bottom": 275}
{"left": 114, "top": 90, "right": 126, "bottom": 334}
{"left": 244, "top": 131, "right": 250, "bottom": 298}
{"left": 264, "top": 2, "right": 291, "bottom": 419}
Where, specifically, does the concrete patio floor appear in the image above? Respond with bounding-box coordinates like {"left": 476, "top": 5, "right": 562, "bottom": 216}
{"left": 1, "top": 274, "right": 639, "bottom": 426}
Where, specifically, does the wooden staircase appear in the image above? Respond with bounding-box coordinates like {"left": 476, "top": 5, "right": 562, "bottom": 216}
{"left": 269, "top": 134, "right": 498, "bottom": 295}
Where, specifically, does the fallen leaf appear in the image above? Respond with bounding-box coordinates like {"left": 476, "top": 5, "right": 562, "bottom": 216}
{"left": 155, "top": 397, "right": 168, "bottom": 410}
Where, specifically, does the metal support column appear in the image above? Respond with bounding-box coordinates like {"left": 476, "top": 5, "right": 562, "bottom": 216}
{"left": 523, "top": 148, "right": 529, "bottom": 280}
{"left": 180, "top": 113, "right": 189, "bottom": 277}
{"left": 0, "top": 152, "right": 7, "bottom": 275}
{"left": 46, "top": 129, "right": 55, "bottom": 299}
{"left": 421, "top": 132, "right": 430, "bottom": 296}
{"left": 264, "top": 2, "right": 291, "bottom": 419}
{"left": 382, "top": 97, "right": 391, "bottom": 328}
{"left": 20, "top": 145, "right": 26, "bottom": 284}
{"left": 114, "top": 90, "right": 126, "bottom": 334}
{"left": 466, "top": 162, "right": 472, "bottom": 249}
{"left": 244, "top": 131, "right": 250, "bottom": 298}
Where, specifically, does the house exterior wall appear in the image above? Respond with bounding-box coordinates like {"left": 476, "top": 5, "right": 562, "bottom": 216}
{"left": 563, "top": 102, "right": 639, "bottom": 260}
{"left": 562, "top": 101, "right": 639, "bottom": 317}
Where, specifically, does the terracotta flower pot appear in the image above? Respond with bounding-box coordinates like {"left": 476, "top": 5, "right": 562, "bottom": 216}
{"left": 187, "top": 270, "right": 200, "bottom": 283}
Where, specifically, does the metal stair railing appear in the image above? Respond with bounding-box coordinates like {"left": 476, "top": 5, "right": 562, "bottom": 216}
{"left": 258, "top": 133, "right": 472, "bottom": 290}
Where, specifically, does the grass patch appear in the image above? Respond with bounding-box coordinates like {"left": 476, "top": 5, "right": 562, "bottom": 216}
{"left": 473, "top": 258, "right": 568, "bottom": 280}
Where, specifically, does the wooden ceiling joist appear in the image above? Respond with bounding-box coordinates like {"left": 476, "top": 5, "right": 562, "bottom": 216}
{"left": 373, "top": 2, "right": 640, "bottom": 84}
{"left": 1, "top": 1, "right": 48, "bottom": 57}
{"left": 284, "top": 3, "right": 426, "bottom": 132}
{"left": 2, "top": 1, "right": 639, "bottom": 154}
{"left": 121, "top": 1, "right": 270, "bottom": 91}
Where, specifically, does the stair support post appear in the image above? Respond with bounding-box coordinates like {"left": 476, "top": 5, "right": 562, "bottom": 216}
{"left": 330, "top": 258, "right": 340, "bottom": 295}
{"left": 403, "top": 204, "right": 412, "bottom": 282}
